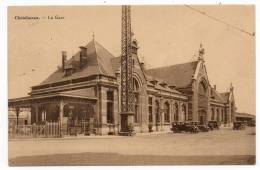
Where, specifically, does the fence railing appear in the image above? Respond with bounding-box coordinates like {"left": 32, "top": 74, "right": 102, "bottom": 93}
{"left": 9, "top": 122, "right": 60, "bottom": 139}
{"left": 66, "top": 119, "right": 96, "bottom": 136}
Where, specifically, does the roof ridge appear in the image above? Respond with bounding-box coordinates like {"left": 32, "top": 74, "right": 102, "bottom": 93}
{"left": 214, "top": 90, "right": 225, "bottom": 102}
{"left": 147, "top": 60, "right": 198, "bottom": 71}
{"left": 94, "top": 40, "right": 116, "bottom": 59}
{"left": 92, "top": 40, "right": 103, "bottom": 75}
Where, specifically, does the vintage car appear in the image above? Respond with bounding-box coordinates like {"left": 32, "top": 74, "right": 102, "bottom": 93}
{"left": 171, "top": 122, "right": 180, "bottom": 133}
{"left": 208, "top": 121, "right": 219, "bottom": 130}
{"left": 171, "top": 122, "right": 199, "bottom": 133}
{"left": 233, "top": 121, "right": 246, "bottom": 130}
{"left": 197, "top": 124, "right": 210, "bottom": 132}
{"left": 247, "top": 120, "right": 256, "bottom": 127}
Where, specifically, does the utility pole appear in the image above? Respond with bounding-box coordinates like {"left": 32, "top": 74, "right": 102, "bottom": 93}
{"left": 120, "top": 5, "right": 134, "bottom": 134}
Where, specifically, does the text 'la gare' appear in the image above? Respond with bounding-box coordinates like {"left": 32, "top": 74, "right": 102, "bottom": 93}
{"left": 48, "top": 15, "right": 65, "bottom": 20}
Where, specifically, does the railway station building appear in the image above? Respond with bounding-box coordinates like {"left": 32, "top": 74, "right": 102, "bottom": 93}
{"left": 8, "top": 38, "right": 236, "bottom": 136}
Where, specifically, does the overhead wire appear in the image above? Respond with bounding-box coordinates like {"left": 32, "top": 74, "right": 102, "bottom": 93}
{"left": 184, "top": 5, "right": 255, "bottom": 37}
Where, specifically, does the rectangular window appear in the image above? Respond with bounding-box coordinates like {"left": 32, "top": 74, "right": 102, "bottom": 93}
{"left": 148, "top": 97, "right": 153, "bottom": 123}
{"left": 107, "top": 91, "right": 114, "bottom": 124}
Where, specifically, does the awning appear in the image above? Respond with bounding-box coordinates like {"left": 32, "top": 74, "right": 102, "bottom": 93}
{"left": 9, "top": 92, "right": 97, "bottom": 108}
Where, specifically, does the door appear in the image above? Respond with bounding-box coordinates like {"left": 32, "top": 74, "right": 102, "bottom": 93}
{"left": 198, "top": 110, "right": 207, "bottom": 125}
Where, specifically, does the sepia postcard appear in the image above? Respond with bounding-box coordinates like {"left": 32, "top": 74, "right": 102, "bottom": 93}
{"left": 7, "top": 4, "right": 255, "bottom": 166}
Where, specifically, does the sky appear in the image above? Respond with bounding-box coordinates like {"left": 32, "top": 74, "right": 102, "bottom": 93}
{"left": 8, "top": 5, "right": 255, "bottom": 115}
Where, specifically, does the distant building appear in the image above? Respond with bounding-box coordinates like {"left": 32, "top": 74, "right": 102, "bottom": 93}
{"left": 8, "top": 38, "right": 236, "bottom": 135}
{"left": 235, "top": 112, "right": 255, "bottom": 124}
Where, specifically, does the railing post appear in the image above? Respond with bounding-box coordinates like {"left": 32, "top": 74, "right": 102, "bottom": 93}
{"left": 59, "top": 100, "right": 64, "bottom": 138}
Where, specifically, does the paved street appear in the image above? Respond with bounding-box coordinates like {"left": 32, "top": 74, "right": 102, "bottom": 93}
{"left": 9, "top": 127, "right": 255, "bottom": 165}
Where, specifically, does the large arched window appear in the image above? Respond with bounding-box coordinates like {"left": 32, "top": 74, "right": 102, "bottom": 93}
{"left": 198, "top": 81, "right": 207, "bottom": 108}
{"left": 198, "top": 80, "right": 208, "bottom": 125}
{"left": 198, "top": 81, "right": 207, "bottom": 96}
{"left": 133, "top": 78, "right": 139, "bottom": 123}
{"left": 164, "top": 102, "right": 170, "bottom": 123}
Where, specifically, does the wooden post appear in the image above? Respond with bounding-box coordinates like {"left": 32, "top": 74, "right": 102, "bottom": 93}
{"left": 15, "top": 107, "right": 20, "bottom": 126}
{"left": 59, "top": 100, "right": 64, "bottom": 137}
{"left": 35, "top": 104, "right": 39, "bottom": 124}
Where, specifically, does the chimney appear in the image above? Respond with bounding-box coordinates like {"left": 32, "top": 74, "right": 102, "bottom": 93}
{"left": 62, "top": 51, "right": 67, "bottom": 71}
{"left": 214, "top": 85, "right": 216, "bottom": 90}
{"left": 79, "top": 46, "right": 87, "bottom": 69}
{"left": 140, "top": 62, "right": 145, "bottom": 70}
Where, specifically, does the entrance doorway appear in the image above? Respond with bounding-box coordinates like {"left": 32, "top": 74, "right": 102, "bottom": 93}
{"left": 63, "top": 103, "right": 95, "bottom": 135}
{"left": 198, "top": 80, "right": 208, "bottom": 125}
{"left": 198, "top": 109, "right": 207, "bottom": 125}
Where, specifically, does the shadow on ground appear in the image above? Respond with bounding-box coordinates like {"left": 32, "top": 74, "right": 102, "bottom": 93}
{"left": 9, "top": 152, "right": 255, "bottom": 166}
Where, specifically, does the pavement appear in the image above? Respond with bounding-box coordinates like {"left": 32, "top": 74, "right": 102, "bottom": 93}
{"left": 8, "top": 127, "right": 255, "bottom": 165}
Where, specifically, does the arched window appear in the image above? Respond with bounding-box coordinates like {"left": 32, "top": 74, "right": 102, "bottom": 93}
{"left": 181, "top": 104, "right": 186, "bottom": 122}
{"left": 155, "top": 100, "right": 160, "bottom": 123}
{"left": 164, "top": 102, "right": 170, "bottom": 123}
{"left": 198, "top": 81, "right": 208, "bottom": 114}
{"left": 133, "top": 78, "right": 140, "bottom": 123}
{"left": 174, "top": 103, "right": 178, "bottom": 122}
{"left": 211, "top": 108, "right": 215, "bottom": 121}
{"left": 198, "top": 81, "right": 207, "bottom": 96}
{"left": 133, "top": 78, "right": 139, "bottom": 92}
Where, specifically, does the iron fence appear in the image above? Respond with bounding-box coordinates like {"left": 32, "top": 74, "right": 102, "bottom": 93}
{"left": 9, "top": 122, "right": 60, "bottom": 139}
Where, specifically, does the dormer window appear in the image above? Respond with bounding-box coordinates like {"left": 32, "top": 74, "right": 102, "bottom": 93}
{"left": 159, "top": 81, "right": 167, "bottom": 87}
{"left": 64, "top": 63, "right": 75, "bottom": 76}
{"left": 150, "top": 79, "right": 158, "bottom": 86}
{"left": 65, "top": 68, "right": 74, "bottom": 76}
{"left": 169, "top": 85, "right": 176, "bottom": 90}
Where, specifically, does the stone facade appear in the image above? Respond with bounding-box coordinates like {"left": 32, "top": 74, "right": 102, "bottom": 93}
{"left": 8, "top": 39, "right": 236, "bottom": 136}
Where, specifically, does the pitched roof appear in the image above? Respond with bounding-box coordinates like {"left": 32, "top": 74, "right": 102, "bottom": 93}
{"left": 236, "top": 112, "right": 255, "bottom": 119}
{"left": 145, "top": 61, "right": 199, "bottom": 88}
{"left": 59, "top": 88, "right": 96, "bottom": 98}
{"left": 111, "top": 56, "right": 121, "bottom": 72}
{"left": 219, "top": 92, "right": 230, "bottom": 102}
{"left": 39, "top": 40, "right": 116, "bottom": 85}
{"left": 210, "top": 88, "right": 226, "bottom": 103}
